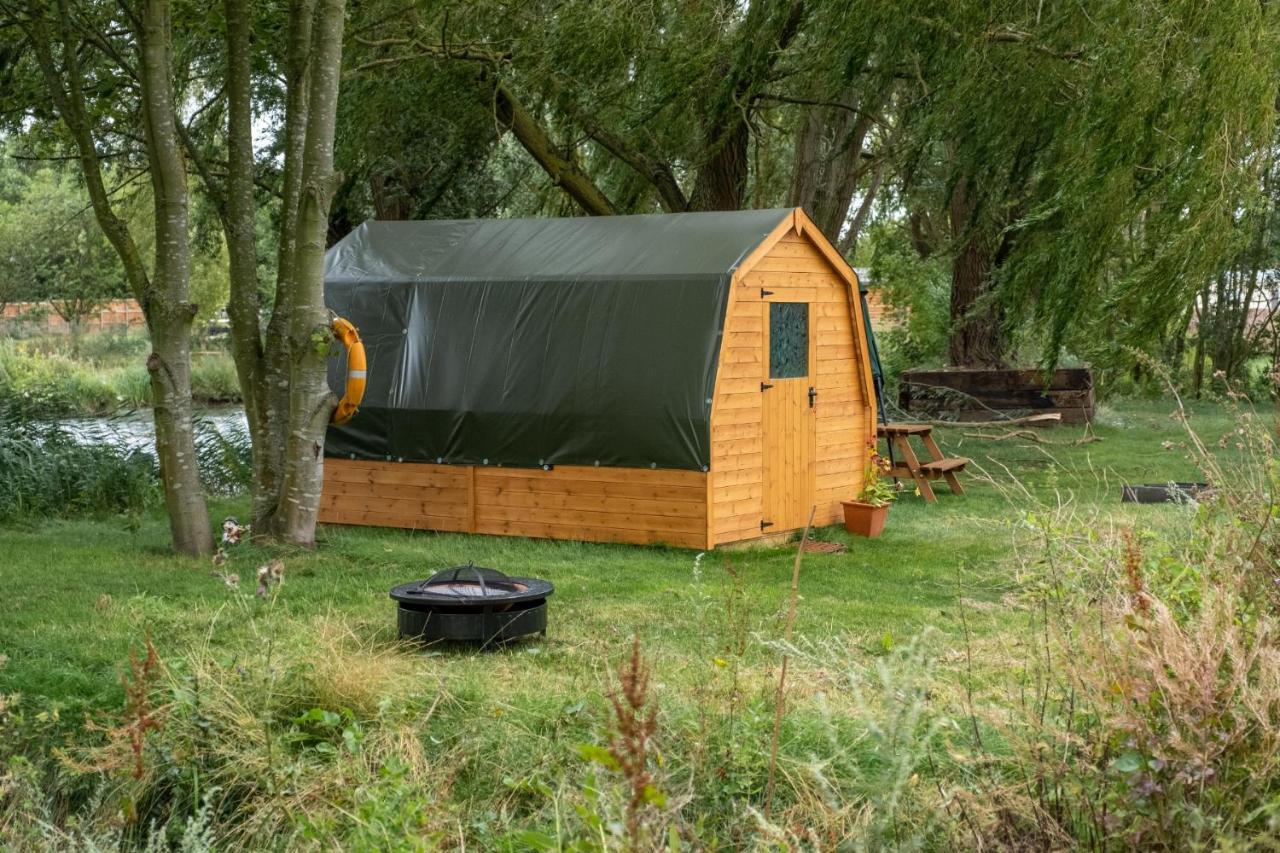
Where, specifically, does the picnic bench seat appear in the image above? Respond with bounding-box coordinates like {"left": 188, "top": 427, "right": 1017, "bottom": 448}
{"left": 920, "top": 457, "right": 969, "bottom": 474}
{"left": 876, "top": 422, "right": 968, "bottom": 503}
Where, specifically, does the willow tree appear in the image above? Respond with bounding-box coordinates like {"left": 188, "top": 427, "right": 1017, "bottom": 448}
{"left": 346, "top": 0, "right": 895, "bottom": 243}
{"left": 847, "top": 0, "right": 1280, "bottom": 366}
{"left": 317, "top": 0, "right": 1280, "bottom": 379}
{"left": 5, "top": 0, "right": 213, "bottom": 554}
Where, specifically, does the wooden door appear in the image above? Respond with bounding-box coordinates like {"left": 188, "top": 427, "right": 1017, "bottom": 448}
{"left": 761, "top": 300, "right": 816, "bottom": 533}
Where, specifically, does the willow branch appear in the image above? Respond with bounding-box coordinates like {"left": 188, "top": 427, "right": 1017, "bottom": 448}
{"left": 754, "top": 92, "right": 891, "bottom": 129}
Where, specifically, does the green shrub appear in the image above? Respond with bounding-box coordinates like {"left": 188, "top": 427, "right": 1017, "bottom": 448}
{"left": 77, "top": 329, "right": 152, "bottom": 364}
{"left": 191, "top": 354, "right": 242, "bottom": 404}
{"left": 111, "top": 364, "right": 153, "bottom": 409}
{"left": 0, "top": 336, "right": 243, "bottom": 416}
{"left": 0, "top": 341, "right": 122, "bottom": 417}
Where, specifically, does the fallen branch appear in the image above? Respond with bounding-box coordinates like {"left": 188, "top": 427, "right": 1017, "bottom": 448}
{"left": 962, "top": 427, "right": 1101, "bottom": 446}
{"left": 962, "top": 429, "right": 1046, "bottom": 442}
{"left": 930, "top": 412, "right": 1062, "bottom": 428}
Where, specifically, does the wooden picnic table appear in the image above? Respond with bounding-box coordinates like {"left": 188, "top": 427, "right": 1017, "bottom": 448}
{"left": 876, "top": 422, "right": 969, "bottom": 503}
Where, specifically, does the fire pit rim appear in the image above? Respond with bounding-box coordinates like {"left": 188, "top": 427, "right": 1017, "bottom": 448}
{"left": 389, "top": 565, "right": 554, "bottom": 607}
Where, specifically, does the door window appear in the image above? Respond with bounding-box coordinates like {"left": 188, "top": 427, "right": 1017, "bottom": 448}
{"left": 769, "top": 302, "right": 808, "bottom": 379}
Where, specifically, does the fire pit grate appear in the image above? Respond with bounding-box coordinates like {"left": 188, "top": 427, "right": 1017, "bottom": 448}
{"left": 391, "top": 564, "right": 553, "bottom": 647}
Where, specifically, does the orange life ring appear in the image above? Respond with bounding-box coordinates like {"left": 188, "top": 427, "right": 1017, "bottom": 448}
{"left": 331, "top": 316, "right": 366, "bottom": 425}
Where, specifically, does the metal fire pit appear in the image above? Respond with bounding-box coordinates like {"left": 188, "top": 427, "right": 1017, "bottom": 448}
{"left": 390, "top": 564, "right": 553, "bottom": 646}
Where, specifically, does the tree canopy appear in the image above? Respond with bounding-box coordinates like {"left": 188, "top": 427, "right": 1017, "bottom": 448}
{"left": 331, "top": 0, "right": 1280, "bottom": 371}
{"left": 0, "top": 155, "right": 128, "bottom": 318}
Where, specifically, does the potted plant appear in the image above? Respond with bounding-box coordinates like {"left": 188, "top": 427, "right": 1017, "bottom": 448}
{"left": 842, "top": 445, "right": 896, "bottom": 538}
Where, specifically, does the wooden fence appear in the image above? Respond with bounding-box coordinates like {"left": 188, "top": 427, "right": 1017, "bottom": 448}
{"left": 0, "top": 300, "right": 146, "bottom": 335}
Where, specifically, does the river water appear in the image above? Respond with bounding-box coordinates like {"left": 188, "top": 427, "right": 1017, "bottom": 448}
{"left": 58, "top": 407, "right": 250, "bottom": 454}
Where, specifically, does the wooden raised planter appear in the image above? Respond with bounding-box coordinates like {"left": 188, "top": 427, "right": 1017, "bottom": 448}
{"left": 899, "top": 367, "right": 1094, "bottom": 425}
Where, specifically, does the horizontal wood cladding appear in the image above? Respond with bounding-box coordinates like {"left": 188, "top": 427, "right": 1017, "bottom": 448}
{"left": 749, "top": 255, "right": 836, "bottom": 274}
{"left": 320, "top": 459, "right": 708, "bottom": 548}
{"left": 468, "top": 518, "right": 703, "bottom": 547}
{"left": 709, "top": 225, "right": 872, "bottom": 545}
{"left": 325, "top": 460, "right": 469, "bottom": 488}
{"left": 476, "top": 465, "right": 707, "bottom": 550}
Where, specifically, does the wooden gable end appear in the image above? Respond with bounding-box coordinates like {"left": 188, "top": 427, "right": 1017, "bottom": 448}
{"left": 706, "top": 210, "right": 876, "bottom": 545}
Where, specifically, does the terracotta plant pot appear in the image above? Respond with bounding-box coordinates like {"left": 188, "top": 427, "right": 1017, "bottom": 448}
{"left": 841, "top": 500, "right": 889, "bottom": 538}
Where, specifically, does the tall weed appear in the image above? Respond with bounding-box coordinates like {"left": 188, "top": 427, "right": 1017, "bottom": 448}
{"left": 946, "top": 394, "right": 1280, "bottom": 848}
{"left": 193, "top": 417, "right": 252, "bottom": 496}
{"left": 0, "top": 418, "right": 157, "bottom": 521}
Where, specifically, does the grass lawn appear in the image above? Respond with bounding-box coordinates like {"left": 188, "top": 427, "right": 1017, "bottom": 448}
{"left": 0, "top": 398, "right": 1254, "bottom": 847}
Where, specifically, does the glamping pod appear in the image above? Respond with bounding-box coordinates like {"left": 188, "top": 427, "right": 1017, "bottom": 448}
{"left": 320, "top": 208, "right": 876, "bottom": 549}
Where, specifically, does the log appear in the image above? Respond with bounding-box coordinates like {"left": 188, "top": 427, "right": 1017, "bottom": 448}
{"left": 900, "top": 367, "right": 1092, "bottom": 393}
{"left": 898, "top": 367, "right": 1094, "bottom": 425}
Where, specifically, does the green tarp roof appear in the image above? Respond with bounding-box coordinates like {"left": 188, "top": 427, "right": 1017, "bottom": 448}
{"left": 324, "top": 209, "right": 792, "bottom": 283}
{"left": 323, "top": 209, "right": 795, "bottom": 471}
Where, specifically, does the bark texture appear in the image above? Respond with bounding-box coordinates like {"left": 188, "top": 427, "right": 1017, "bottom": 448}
{"left": 574, "top": 110, "right": 687, "bottom": 212}
{"left": 491, "top": 80, "right": 614, "bottom": 216}
{"left": 787, "top": 93, "right": 878, "bottom": 246}
{"left": 946, "top": 177, "right": 1008, "bottom": 368}
{"left": 180, "top": 0, "right": 346, "bottom": 546}
{"left": 222, "top": 0, "right": 268, "bottom": 501}
{"left": 689, "top": 0, "right": 806, "bottom": 212}
{"left": 257, "top": 0, "right": 318, "bottom": 531}
{"left": 270, "top": 0, "right": 345, "bottom": 545}
{"left": 137, "top": 0, "right": 212, "bottom": 555}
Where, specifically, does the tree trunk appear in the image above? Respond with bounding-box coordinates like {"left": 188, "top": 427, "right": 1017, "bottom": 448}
{"left": 1166, "top": 299, "right": 1194, "bottom": 384}
{"left": 256, "top": 0, "right": 316, "bottom": 531}
{"left": 222, "top": 0, "right": 270, "bottom": 522}
{"left": 212, "top": 0, "right": 353, "bottom": 546}
{"left": 137, "top": 0, "right": 213, "bottom": 555}
{"left": 1193, "top": 287, "right": 1209, "bottom": 397}
{"left": 787, "top": 95, "right": 876, "bottom": 244}
{"left": 67, "top": 314, "right": 84, "bottom": 357}
{"left": 947, "top": 177, "right": 1007, "bottom": 368}
{"left": 571, "top": 108, "right": 687, "bottom": 213}
{"left": 840, "top": 156, "right": 887, "bottom": 256}
{"left": 690, "top": 120, "right": 750, "bottom": 211}
{"left": 271, "top": 0, "right": 345, "bottom": 546}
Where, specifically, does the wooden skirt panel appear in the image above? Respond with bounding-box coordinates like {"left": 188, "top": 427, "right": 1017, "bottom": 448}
{"left": 320, "top": 459, "right": 710, "bottom": 549}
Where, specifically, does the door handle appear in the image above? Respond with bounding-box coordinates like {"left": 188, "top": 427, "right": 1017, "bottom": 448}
{"left": 761, "top": 382, "right": 774, "bottom": 391}
{"left": 808, "top": 386, "right": 817, "bottom": 408}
